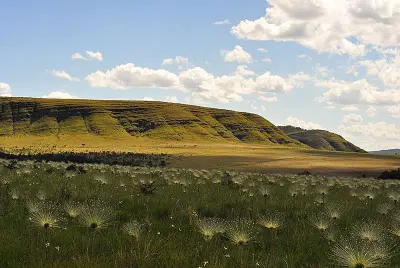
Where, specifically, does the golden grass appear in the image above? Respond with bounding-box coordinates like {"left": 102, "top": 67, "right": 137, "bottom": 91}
{"left": 0, "top": 135, "right": 398, "bottom": 176}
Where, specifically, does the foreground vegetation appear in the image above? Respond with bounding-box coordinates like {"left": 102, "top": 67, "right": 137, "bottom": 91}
{"left": 1, "top": 159, "right": 400, "bottom": 267}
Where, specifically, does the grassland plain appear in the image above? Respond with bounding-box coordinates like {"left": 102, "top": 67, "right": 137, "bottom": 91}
{"left": 0, "top": 97, "right": 399, "bottom": 176}
{"left": 1, "top": 159, "right": 400, "bottom": 268}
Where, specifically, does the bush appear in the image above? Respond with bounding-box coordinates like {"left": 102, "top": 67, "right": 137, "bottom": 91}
{"left": 377, "top": 168, "right": 400, "bottom": 180}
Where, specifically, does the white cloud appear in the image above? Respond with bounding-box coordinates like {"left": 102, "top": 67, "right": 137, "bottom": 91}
{"left": 72, "top": 51, "right": 103, "bottom": 61}
{"left": 85, "top": 63, "right": 180, "bottom": 90}
{"left": 325, "top": 105, "right": 335, "bottom": 110}
{"left": 341, "top": 105, "right": 359, "bottom": 112}
{"left": 255, "top": 72, "right": 293, "bottom": 93}
{"left": 221, "top": 45, "right": 253, "bottom": 63}
{"left": 374, "top": 46, "right": 400, "bottom": 57}
{"left": 72, "top": 53, "right": 87, "bottom": 60}
{"left": 86, "top": 63, "right": 305, "bottom": 104}
{"left": 366, "top": 106, "right": 377, "bottom": 117}
{"left": 315, "top": 78, "right": 400, "bottom": 105}
{"left": 343, "top": 113, "right": 363, "bottom": 124}
{"left": 142, "top": 97, "right": 154, "bottom": 101}
{"left": 285, "top": 116, "right": 322, "bottom": 130}
{"left": 214, "top": 19, "right": 231, "bottom": 25}
{"left": 260, "top": 105, "right": 266, "bottom": 111}
{"left": 262, "top": 58, "right": 272, "bottom": 63}
{"left": 386, "top": 105, "right": 400, "bottom": 118}
{"left": 86, "top": 51, "right": 103, "bottom": 61}
{"left": 257, "top": 48, "right": 268, "bottom": 53}
{"left": 339, "top": 122, "right": 400, "bottom": 140}
{"left": 314, "top": 64, "right": 329, "bottom": 78}
{"left": 231, "top": 0, "right": 400, "bottom": 57}
{"left": 235, "top": 65, "right": 256, "bottom": 77}
{"left": 359, "top": 56, "right": 400, "bottom": 87}
{"left": 288, "top": 72, "right": 312, "bottom": 88}
{"left": 346, "top": 65, "right": 359, "bottom": 77}
{"left": 162, "top": 56, "right": 189, "bottom": 67}
{"left": 42, "top": 91, "right": 79, "bottom": 99}
{"left": 162, "top": 58, "right": 174, "bottom": 65}
{"left": 165, "top": 96, "right": 178, "bottom": 103}
{"left": 259, "top": 96, "right": 278, "bottom": 102}
{"left": 48, "top": 70, "right": 80, "bottom": 82}
{"left": 0, "top": 83, "right": 12, "bottom": 97}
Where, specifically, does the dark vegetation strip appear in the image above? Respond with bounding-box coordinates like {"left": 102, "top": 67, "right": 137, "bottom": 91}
{"left": 0, "top": 149, "right": 170, "bottom": 167}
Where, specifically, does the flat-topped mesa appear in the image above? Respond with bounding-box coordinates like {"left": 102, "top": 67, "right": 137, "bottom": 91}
{"left": 0, "top": 97, "right": 304, "bottom": 147}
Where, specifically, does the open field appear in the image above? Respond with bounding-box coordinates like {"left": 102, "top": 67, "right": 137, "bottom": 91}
{"left": 0, "top": 135, "right": 399, "bottom": 176}
{"left": 1, "top": 159, "right": 400, "bottom": 267}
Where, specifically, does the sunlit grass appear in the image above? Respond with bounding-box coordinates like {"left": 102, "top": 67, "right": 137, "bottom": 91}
{"left": 0, "top": 159, "right": 400, "bottom": 267}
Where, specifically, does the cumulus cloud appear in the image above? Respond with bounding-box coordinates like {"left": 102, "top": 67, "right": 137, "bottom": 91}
{"left": 339, "top": 122, "right": 400, "bottom": 140}
{"left": 315, "top": 78, "right": 400, "bottom": 105}
{"left": 262, "top": 58, "right": 272, "bottom": 63}
{"left": 221, "top": 45, "right": 253, "bottom": 63}
{"left": 72, "top": 53, "right": 87, "bottom": 60}
{"left": 314, "top": 64, "right": 329, "bottom": 78}
{"left": 359, "top": 55, "right": 400, "bottom": 87}
{"left": 257, "top": 48, "right": 268, "bottom": 53}
{"left": 235, "top": 65, "right": 256, "bottom": 77}
{"left": 86, "top": 63, "right": 309, "bottom": 104}
{"left": 72, "top": 51, "right": 103, "bottom": 61}
{"left": 214, "top": 19, "right": 231, "bottom": 25}
{"left": 86, "top": 51, "right": 103, "bottom": 61}
{"left": 85, "top": 63, "right": 180, "bottom": 90}
{"left": 343, "top": 113, "right": 363, "bottom": 124}
{"left": 162, "top": 56, "right": 189, "bottom": 70}
{"left": 285, "top": 116, "right": 322, "bottom": 130}
{"left": 259, "top": 96, "right": 278, "bottom": 102}
{"left": 386, "top": 105, "right": 400, "bottom": 118}
{"left": 287, "top": 72, "right": 312, "bottom": 88}
{"left": 42, "top": 91, "right": 79, "bottom": 99}
{"left": 231, "top": 0, "right": 400, "bottom": 57}
{"left": 48, "top": 70, "right": 80, "bottom": 82}
{"left": 0, "top": 83, "right": 12, "bottom": 96}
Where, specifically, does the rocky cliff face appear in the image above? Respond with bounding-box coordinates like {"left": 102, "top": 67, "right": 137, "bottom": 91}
{"left": 0, "top": 97, "right": 304, "bottom": 146}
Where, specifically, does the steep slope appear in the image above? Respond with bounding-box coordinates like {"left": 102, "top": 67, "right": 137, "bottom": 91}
{"left": 279, "top": 126, "right": 366, "bottom": 153}
{"left": 0, "top": 97, "right": 305, "bottom": 147}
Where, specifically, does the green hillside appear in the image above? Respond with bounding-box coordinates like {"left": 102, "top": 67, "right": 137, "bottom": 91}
{"left": 0, "top": 97, "right": 304, "bottom": 147}
{"left": 278, "top": 125, "right": 366, "bottom": 153}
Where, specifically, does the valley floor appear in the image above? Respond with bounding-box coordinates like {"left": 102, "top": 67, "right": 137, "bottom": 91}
{"left": 0, "top": 135, "right": 399, "bottom": 176}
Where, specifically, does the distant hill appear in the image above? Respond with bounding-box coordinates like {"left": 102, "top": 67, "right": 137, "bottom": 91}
{"left": 278, "top": 126, "right": 366, "bottom": 153}
{"left": 371, "top": 149, "right": 400, "bottom": 155}
{"left": 0, "top": 97, "right": 305, "bottom": 147}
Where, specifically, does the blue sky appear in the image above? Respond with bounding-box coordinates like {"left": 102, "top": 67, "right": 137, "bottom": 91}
{"left": 1, "top": 0, "right": 400, "bottom": 150}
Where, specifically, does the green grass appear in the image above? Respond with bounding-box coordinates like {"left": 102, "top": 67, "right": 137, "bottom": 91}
{"left": 279, "top": 126, "right": 366, "bottom": 153}
{"left": 0, "top": 97, "right": 302, "bottom": 146}
{"left": 1, "top": 160, "right": 400, "bottom": 267}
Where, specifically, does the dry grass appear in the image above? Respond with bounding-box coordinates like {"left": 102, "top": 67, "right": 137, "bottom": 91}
{"left": 0, "top": 135, "right": 398, "bottom": 176}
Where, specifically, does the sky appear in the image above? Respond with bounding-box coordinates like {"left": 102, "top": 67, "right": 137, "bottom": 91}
{"left": 0, "top": 0, "right": 400, "bottom": 151}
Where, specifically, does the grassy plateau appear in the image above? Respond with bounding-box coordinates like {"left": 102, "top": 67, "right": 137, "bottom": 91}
{"left": 0, "top": 97, "right": 398, "bottom": 176}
